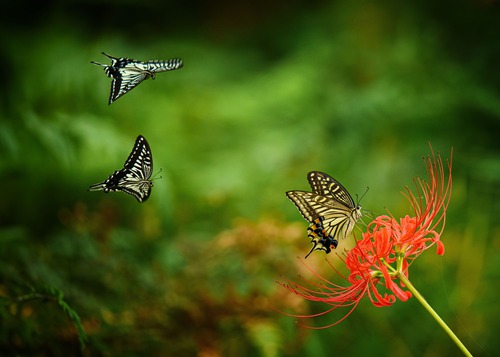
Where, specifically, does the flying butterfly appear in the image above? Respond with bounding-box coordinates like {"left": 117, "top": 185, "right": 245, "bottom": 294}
{"left": 286, "top": 171, "right": 362, "bottom": 258}
{"left": 89, "top": 135, "right": 154, "bottom": 202}
{"left": 91, "top": 52, "right": 183, "bottom": 104}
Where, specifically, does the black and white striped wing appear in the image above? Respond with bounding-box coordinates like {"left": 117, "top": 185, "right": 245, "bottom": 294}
{"left": 123, "top": 134, "right": 153, "bottom": 179}
{"left": 109, "top": 70, "right": 148, "bottom": 105}
{"left": 144, "top": 58, "right": 184, "bottom": 73}
{"left": 89, "top": 135, "right": 154, "bottom": 203}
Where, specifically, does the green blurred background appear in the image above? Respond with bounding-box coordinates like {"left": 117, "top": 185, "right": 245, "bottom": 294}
{"left": 1, "top": 0, "right": 499, "bottom": 355}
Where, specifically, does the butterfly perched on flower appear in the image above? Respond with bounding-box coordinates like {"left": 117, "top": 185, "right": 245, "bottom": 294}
{"left": 286, "top": 171, "right": 362, "bottom": 258}
{"left": 91, "top": 52, "right": 183, "bottom": 104}
{"left": 89, "top": 135, "right": 154, "bottom": 202}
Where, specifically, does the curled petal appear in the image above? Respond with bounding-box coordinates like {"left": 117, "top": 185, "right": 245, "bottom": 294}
{"left": 436, "top": 240, "right": 445, "bottom": 255}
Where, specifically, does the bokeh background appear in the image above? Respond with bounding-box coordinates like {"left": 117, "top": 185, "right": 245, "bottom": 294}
{"left": 1, "top": 0, "right": 499, "bottom": 356}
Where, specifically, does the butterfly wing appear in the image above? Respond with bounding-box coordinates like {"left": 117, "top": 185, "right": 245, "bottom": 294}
{"left": 307, "top": 171, "right": 356, "bottom": 208}
{"left": 88, "top": 169, "right": 127, "bottom": 192}
{"left": 109, "top": 69, "right": 147, "bottom": 104}
{"left": 306, "top": 217, "right": 338, "bottom": 258}
{"left": 89, "top": 135, "right": 154, "bottom": 202}
{"left": 117, "top": 135, "right": 153, "bottom": 202}
{"left": 116, "top": 170, "right": 152, "bottom": 202}
{"left": 144, "top": 58, "right": 184, "bottom": 74}
{"left": 123, "top": 135, "right": 153, "bottom": 176}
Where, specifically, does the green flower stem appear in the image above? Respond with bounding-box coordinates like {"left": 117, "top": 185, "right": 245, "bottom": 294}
{"left": 397, "top": 272, "right": 472, "bottom": 357}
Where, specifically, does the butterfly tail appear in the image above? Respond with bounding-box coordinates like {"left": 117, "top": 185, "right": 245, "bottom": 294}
{"left": 90, "top": 60, "right": 107, "bottom": 67}
{"left": 304, "top": 245, "right": 317, "bottom": 259}
{"left": 91, "top": 52, "right": 118, "bottom": 67}
{"left": 88, "top": 182, "right": 106, "bottom": 191}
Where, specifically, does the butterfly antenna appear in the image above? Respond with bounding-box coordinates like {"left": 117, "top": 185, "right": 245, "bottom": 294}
{"left": 101, "top": 52, "right": 115, "bottom": 59}
{"left": 356, "top": 186, "right": 370, "bottom": 205}
{"left": 88, "top": 182, "right": 105, "bottom": 191}
{"left": 152, "top": 168, "right": 163, "bottom": 181}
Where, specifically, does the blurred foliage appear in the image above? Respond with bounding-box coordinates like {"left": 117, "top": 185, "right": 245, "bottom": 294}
{"left": 0, "top": 0, "right": 499, "bottom": 356}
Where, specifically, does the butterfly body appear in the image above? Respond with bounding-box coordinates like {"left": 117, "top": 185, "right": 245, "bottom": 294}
{"left": 89, "top": 135, "right": 153, "bottom": 202}
{"left": 286, "top": 171, "right": 362, "bottom": 257}
{"left": 92, "top": 52, "right": 183, "bottom": 104}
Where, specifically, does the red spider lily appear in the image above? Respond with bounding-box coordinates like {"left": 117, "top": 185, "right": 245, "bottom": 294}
{"left": 280, "top": 148, "right": 452, "bottom": 328}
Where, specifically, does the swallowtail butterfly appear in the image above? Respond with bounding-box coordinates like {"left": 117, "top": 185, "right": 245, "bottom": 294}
{"left": 89, "top": 135, "right": 154, "bottom": 202}
{"left": 286, "top": 171, "right": 362, "bottom": 258}
{"left": 91, "top": 52, "right": 183, "bottom": 104}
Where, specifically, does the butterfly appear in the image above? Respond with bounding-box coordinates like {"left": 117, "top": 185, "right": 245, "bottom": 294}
{"left": 89, "top": 135, "right": 154, "bottom": 202}
{"left": 91, "top": 52, "right": 183, "bottom": 104}
{"left": 286, "top": 171, "right": 362, "bottom": 258}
